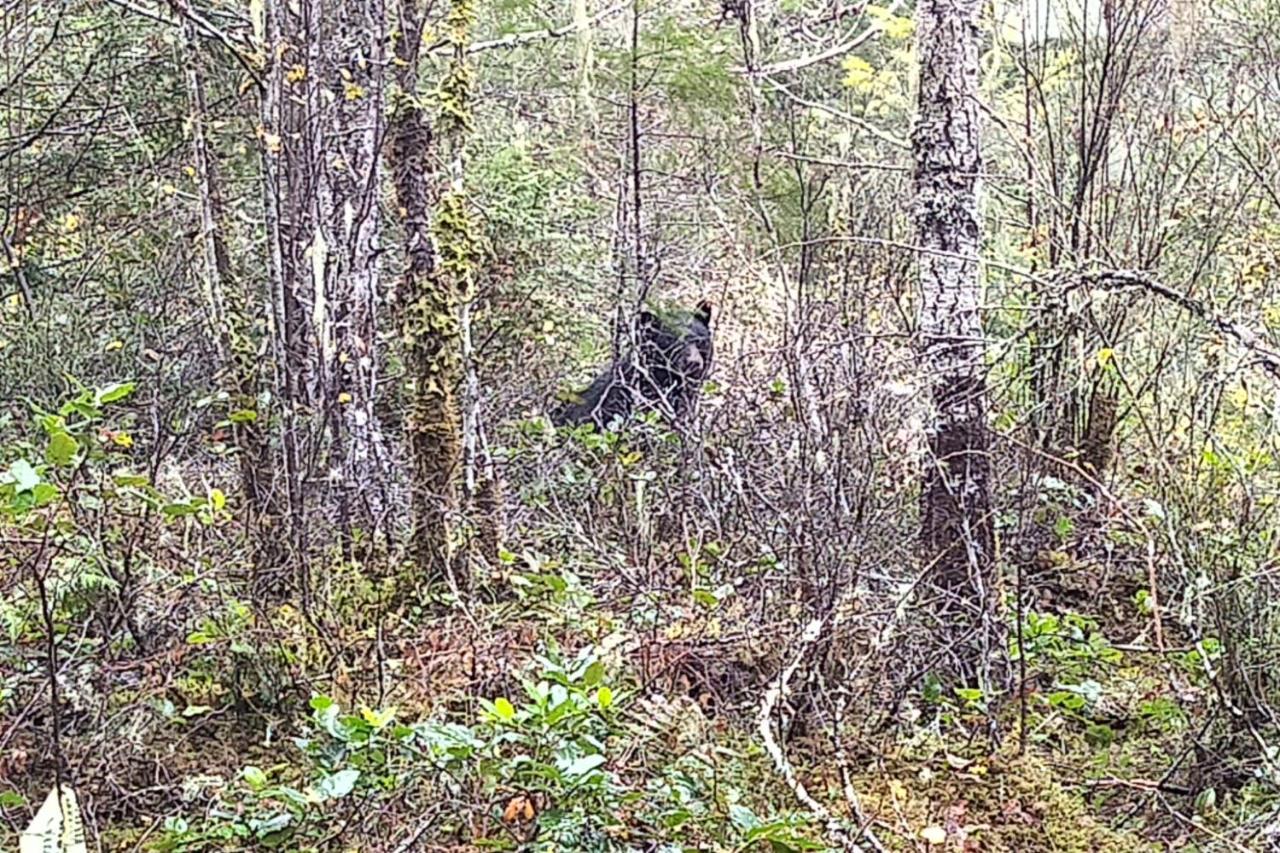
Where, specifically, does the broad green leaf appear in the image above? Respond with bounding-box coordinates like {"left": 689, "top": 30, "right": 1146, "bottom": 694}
{"left": 46, "top": 431, "right": 79, "bottom": 466}
{"left": 493, "top": 697, "right": 516, "bottom": 721}
{"left": 313, "top": 769, "right": 359, "bottom": 800}
{"left": 596, "top": 686, "right": 613, "bottom": 710}
{"left": 32, "top": 483, "right": 59, "bottom": 506}
{"left": 582, "top": 660, "right": 605, "bottom": 686}
{"left": 359, "top": 705, "right": 396, "bottom": 728}
{"left": 560, "top": 753, "right": 606, "bottom": 779}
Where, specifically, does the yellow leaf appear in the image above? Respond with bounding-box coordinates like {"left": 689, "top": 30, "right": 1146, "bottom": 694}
{"left": 209, "top": 488, "right": 226, "bottom": 511}
{"left": 359, "top": 706, "right": 395, "bottom": 728}
{"left": 286, "top": 64, "right": 307, "bottom": 84}
{"left": 920, "top": 825, "right": 947, "bottom": 845}
{"left": 63, "top": 212, "right": 81, "bottom": 232}
{"left": 1229, "top": 386, "right": 1249, "bottom": 408}
{"left": 112, "top": 432, "right": 133, "bottom": 448}
{"left": 841, "top": 56, "right": 876, "bottom": 90}
{"left": 183, "top": 165, "right": 197, "bottom": 178}
{"left": 161, "top": 184, "right": 177, "bottom": 195}
{"left": 866, "top": 4, "right": 914, "bottom": 39}
{"left": 343, "top": 81, "right": 366, "bottom": 101}
{"left": 1096, "top": 347, "right": 1114, "bottom": 368}
{"left": 105, "top": 339, "right": 124, "bottom": 352}
{"left": 337, "top": 392, "right": 352, "bottom": 405}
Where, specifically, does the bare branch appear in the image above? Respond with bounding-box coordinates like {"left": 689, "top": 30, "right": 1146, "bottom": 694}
{"left": 1077, "top": 269, "right": 1280, "bottom": 383}
{"left": 425, "top": 3, "right": 627, "bottom": 56}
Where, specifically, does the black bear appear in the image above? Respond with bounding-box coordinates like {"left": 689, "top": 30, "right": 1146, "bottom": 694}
{"left": 552, "top": 301, "right": 714, "bottom": 429}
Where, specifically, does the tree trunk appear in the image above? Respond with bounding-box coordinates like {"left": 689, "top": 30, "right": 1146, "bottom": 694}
{"left": 182, "top": 22, "right": 277, "bottom": 571}
{"left": 913, "top": 0, "right": 999, "bottom": 688}
{"left": 257, "top": 0, "right": 313, "bottom": 601}
{"left": 322, "top": 0, "right": 392, "bottom": 552}
{"left": 389, "top": 0, "right": 464, "bottom": 589}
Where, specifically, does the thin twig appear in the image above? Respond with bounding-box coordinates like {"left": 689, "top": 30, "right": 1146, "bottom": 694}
{"left": 757, "top": 608, "right": 871, "bottom": 852}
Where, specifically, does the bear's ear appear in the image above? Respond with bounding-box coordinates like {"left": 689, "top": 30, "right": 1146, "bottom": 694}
{"left": 695, "top": 301, "right": 713, "bottom": 325}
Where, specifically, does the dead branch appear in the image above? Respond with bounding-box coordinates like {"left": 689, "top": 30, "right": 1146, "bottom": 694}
{"left": 1078, "top": 269, "right": 1280, "bottom": 382}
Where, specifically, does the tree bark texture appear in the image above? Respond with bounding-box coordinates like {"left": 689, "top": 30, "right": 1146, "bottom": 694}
{"left": 912, "top": 0, "right": 998, "bottom": 686}
{"left": 390, "top": 0, "right": 463, "bottom": 588}
{"left": 320, "top": 0, "right": 393, "bottom": 547}
{"left": 257, "top": 0, "right": 313, "bottom": 600}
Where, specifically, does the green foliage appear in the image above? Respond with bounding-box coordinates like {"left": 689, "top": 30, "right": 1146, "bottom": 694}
{"left": 149, "top": 643, "right": 818, "bottom": 851}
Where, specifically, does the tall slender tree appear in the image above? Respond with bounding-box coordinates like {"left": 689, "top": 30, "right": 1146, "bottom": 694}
{"left": 389, "top": 0, "right": 475, "bottom": 590}
{"left": 182, "top": 23, "right": 276, "bottom": 570}
{"left": 913, "top": 0, "right": 999, "bottom": 687}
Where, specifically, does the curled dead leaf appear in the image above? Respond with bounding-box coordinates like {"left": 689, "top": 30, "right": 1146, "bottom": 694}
{"left": 502, "top": 795, "right": 535, "bottom": 824}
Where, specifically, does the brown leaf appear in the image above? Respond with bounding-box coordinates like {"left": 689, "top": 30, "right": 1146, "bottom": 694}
{"left": 502, "top": 795, "right": 535, "bottom": 824}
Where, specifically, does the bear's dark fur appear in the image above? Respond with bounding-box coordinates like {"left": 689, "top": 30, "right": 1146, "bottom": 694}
{"left": 552, "top": 301, "right": 714, "bottom": 429}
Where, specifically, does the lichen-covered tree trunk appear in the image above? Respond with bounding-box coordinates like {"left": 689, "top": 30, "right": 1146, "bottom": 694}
{"left": 389, "top": 0, "right": 464, "bottom": 588}
{"left": 913, "top": 0, "right": 999, "bottom": 687}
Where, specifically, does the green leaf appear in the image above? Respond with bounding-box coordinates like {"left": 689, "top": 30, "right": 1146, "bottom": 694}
{"left": 183, "top": 704, "right": 213, "bottom": 717}
{"left": 692, "top": 588, "right": 719, "bottom": 608}
{"left": 596, "top": 686, "right": 613, "bottom": 710}
{"left": 583, "top": 660, "right": 605, "bottom": 686}
{"left": 97, "top": 381, "right": 137, "bottom": 404}
{"left": 46, "top": 431, "right": 80, "bottom": 466}
{"left": 313, "top": 769, "right": 359, "bottom": 801}
{"left": 729, "top": 803, "right": 761, "bottom": 830}
{"left": 250, "top": 812, "right": 292, "bottom": 845}
{"left": 209, "top": 488, "right": 227, "bottom": 511}
{"left": 0, "top": 790, "right": 26, "bottom": 808}
{"left": 561, "top": 753, "right": 606, "bottom": 779}
{"left": 228, "top": 408, "right": 258, "bottom": 423}
{"left": 31, "top": 483, "right": 59, "bottom": 507}
{"left": 242, "top": 766, "right": 268, "bottom": 790}
{"left": 493, "top": 697, "right": 516, "bottom": 722}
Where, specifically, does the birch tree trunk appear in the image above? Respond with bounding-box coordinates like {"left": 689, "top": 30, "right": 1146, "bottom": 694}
{"left": 913, "top": 0, "right": 999, "bottom": 687}
{"left": 322, "top": 0, "right": 393, "bottom": 551}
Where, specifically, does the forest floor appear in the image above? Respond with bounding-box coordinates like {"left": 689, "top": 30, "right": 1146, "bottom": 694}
{"left": 2, "top": 490, "right": 1273, "bottom": 851}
